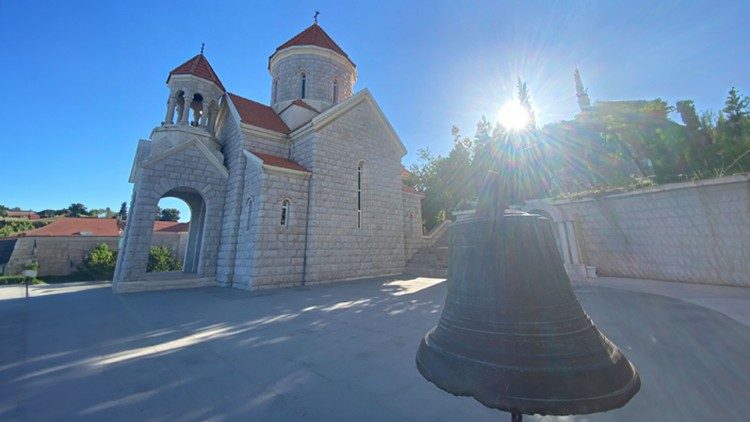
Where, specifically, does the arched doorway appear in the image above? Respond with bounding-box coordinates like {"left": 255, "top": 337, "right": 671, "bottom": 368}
{"left": 158, "top": 187, "right": 206, "bottom": 274}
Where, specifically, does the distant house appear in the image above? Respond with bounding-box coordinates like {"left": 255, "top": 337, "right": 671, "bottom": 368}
{"left": 6, "top": 210, "right": 40, "bottom": 220}
{"left": 0, "top": 217, "right": 188, "bottom": 277}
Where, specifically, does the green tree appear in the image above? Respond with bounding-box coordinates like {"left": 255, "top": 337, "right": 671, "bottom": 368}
{"left": 0, "top": 204, "right": 7, "bottom": 217}
{"left": 723, "top": 87, "right": 749, "bottom": 124}
{"left": 409, "top": 126, "right": 476, "bottom": 229}
{"left": 158, "top": 208, "right": 181, "bottom": 222}
{"left": 67, "top": 203, "right": 90, "bottom": 217}
{"left": 713, "top": 87, "right": 750, "bottom": 172}
{"left": 147, "top": 245, "right": 182, "bottom": 272}
{"left": 118, "top": 202, "right": 128, "bottom": 220}
{"left": 516, "top": 77, "right": 536, "bottom": 129}
{"left": 78, "top": 243, "right": 118, "bottom": 280}
{"left": 38, "top": 209, "right": 58, "bottom": 218}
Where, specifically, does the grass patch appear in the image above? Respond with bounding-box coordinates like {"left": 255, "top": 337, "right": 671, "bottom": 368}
{"left": 39, "top": 273, "right": 102, "bottom": 284}
{"left": 0, "top": 276, "right": 45, "bottom": 285}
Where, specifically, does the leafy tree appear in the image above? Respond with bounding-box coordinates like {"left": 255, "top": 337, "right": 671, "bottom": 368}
{"left": 147, "top": 245, "right": 182, "bottom": 272}
{"left": 0, "top": 204, "right": 7, "bottom": 217}
{"left": 516, "top": 77, "right": 536, "bottom": 129}
{"left": 118, "top": 202, "right": 128, "bottom": 220}
{"left": 723, "top": 87, "right": 749, "bottom": 124}
{"left": 38, "top": 209, "right": 58, "bottom": 218}
{"left": 67, "top": 203, "right": 90, "bottom": 217}
{"left": 78, "top": 243, "right": 118, "bottom": 280}
{"left": 158, "top": 208, "right": 181, "bottom": 222}
{"left": 409, "top": 126, "right": 476, "bottom": 229}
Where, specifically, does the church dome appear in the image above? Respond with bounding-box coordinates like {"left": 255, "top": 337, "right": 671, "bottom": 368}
{"left": 268, "top": 23, "right": 356, "bottom": 113}
{"left": 271, "top": 23, "right": 355, "bottom": 68}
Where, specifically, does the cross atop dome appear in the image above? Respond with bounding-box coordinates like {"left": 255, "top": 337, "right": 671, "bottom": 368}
{"left": 271, "top": 22, "right": 354, "bottom": 67}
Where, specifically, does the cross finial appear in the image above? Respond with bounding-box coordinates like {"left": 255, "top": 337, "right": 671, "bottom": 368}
{"left": 200, "top": 43, "right": 205, "bottom": 54}
{"left": 314, "top": 10, "right": 320, "bottom": 24}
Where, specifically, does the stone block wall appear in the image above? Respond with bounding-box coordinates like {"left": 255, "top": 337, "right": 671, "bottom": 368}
{"left": 243, "top": 130, "right": 289, "bottom": 157}
{"left": 403, "top": 191, "right": 425, "bottom": 260}
{"left": 232, "top": 156, "right": 265, "bottom": 289}
{"left": 551, "top": 175, "right": 750, "bottom": 286}
{"left": 271, "top": 53, "right": 354, "bottom": 109}
{"left": 115, "top": 141, "right": 227, "bottom": 283}
{"left": 246, "top": 169, "right": 309, "bottom": 289}
{"left": 5, "top": 233, "right": 184, "bottom": 277}
{"left": 298, "top": 100, "right": 406, "bottom": 283}
{"left": 216, "top": 106, "right": 246, "bottom": 285}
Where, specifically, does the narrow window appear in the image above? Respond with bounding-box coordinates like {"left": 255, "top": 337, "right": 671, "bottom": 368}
{"left": 357, "top": 162, "right": 363, "bottom": 229}
{"left": 245, "top": 196, "right": 254, "bottom": 230}
{"left": 300, "top": 73, "right": 306, "bottom": 99}
{"left": 272, "top": 79, "right": 278, "bottom": 103}
{"left": 280, "top": 199, "right": 290, "bottom": 227}
{"left": 333, "top": 79, "right": 338, "bottom": 103}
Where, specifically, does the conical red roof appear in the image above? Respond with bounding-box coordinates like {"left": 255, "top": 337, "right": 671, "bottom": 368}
{"left": 168, "top": 54, "right": 226, "bottom": 91}
{"left": 272, "top": 23, "right": 354, "bottom": 67}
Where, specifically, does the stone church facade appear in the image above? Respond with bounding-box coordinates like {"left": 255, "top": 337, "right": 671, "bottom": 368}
{"left": 113, "top": 23, "right": 425, "bottom": 292}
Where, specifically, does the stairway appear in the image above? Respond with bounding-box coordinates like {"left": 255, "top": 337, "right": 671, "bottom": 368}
{"left": 405, "top": 226, "right": 450, "bottom": 278}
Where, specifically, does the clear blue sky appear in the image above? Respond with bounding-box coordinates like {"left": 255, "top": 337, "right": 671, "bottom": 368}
{"left": 1, "top": 1, "right": 748, "bottom": 220}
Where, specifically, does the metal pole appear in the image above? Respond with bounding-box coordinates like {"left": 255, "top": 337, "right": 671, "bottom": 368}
{"left": 511, "top": 412, "right": 523, "bottom": 421}
{"left": 25, "top": 276, "right": 29, "bottom": 298}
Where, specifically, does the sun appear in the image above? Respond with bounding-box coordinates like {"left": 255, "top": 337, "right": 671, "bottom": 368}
{"left": 496, "top": 100, "right": 530, "bottom": 131}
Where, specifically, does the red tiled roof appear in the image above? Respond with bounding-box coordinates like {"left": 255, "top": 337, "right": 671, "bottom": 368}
{"left": 401, "top": 167, "right": 415, "bottom": 179}
{"left": 168, "top": 54, "right": 226, "bottom": 91}
{"left": 6, "top": 211, "right": 39, "bottom": 220}
{"left": 402, "top": 185, "right": 422, "bottom": 195}
{"left": 252, "top": 151, "right": 309, "bottom": 173}
{"left": 228, "top": 93, "right": 290, "bottom": 134}
{"left": 291, "top": 99, "right": 319, "bottom": 113}
{"left": 272, "top": 24, "right": 355, "bottom": 67}
{"left": 20, "top": 218, "right": 188, "bottom": 237}
{"left": 155, "top": 222, "right": 189, "bottom": 233}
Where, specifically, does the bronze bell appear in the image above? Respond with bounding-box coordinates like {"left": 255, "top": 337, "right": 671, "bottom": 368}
{"left": 415, "top": 210, "right": 641, "bottom": 420}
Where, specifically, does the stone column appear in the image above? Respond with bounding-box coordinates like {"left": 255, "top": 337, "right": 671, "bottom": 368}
{"left": 207, "top": 104, "right": 217, "bottom": 134}
{"left": 113, "top": 185, "right": 159, "bottom": 283}
{"left": 201, "top": 101, "right": 210, "bottom": 127}
{"left": 179, "top": 92, "right": 192, "bottom": 125}
{"left": 164, "top": 97, "right": 176, "bottom": 125}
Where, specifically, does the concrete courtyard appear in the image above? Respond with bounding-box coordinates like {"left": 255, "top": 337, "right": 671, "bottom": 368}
{"left": 1, "top": 277, "right": 748, "bottom": 421}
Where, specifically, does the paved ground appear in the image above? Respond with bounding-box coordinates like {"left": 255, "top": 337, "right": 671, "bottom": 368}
{"left": 1, "top": 277, "right": 748, "bottom": 421}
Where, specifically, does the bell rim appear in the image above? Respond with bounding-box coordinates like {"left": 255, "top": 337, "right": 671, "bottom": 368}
{"left": 416, "top": 336, "right": 641, "bottom": 416}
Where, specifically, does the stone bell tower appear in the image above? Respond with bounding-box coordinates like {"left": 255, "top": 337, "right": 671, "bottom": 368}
{"left": 113, "top": 52, "right": 229, "bottom": 292}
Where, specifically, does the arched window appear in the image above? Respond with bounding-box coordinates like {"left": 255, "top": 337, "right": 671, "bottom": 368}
{"left": 190, "top": 93, "right": 204, "bottom": 126}
{"left": 300, "top": 73, "right": 306, "bottom": 99}
{"left": 357, "top": 162, "right": 363, "bottom": 229}
{"left": 272, "top": 78, "right": 278, "bottom": 103}
{"left": 280, "top": 199, "right": 290, "bottom": 227}
{"left": 333, "top": 79, "right": 338, "bottom": 103}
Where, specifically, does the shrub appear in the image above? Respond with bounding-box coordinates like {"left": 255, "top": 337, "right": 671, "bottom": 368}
{"left": 147, "top": 245, "right": 182, "bottom": 272}
{"left": 24, "top": 261, "right": 39, "bottom": 271}
{"left": 78, "top": 243, "right": 118, "bottom": 280}
{"left": 0, "top": 220, "right": 35, "bottom": 237}
{"left": 0, "top": 276, "right": 44, "bottom": 285}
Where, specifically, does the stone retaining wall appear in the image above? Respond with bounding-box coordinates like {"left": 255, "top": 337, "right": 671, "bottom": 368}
{"left": 4, "top": 233, "right": 185, "bottom": 277}
{"left": 527, "top": 174, "right": 750, "bottom": 286}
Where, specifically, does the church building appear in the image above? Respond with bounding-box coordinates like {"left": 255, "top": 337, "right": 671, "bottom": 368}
{"left": 113, "top": 23, "right": 426, "bottom": 292}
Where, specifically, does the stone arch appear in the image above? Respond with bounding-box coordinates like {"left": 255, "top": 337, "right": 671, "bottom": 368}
{"left": 160, "top": 187, "right": 207, "bottom": 273}
{"left": 114, "top": 178, "right": 221, "bottom": 288}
